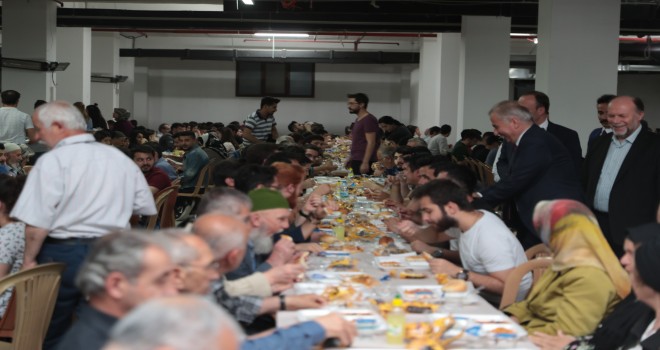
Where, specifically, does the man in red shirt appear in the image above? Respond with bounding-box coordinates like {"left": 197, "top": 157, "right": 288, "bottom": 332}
{"left": 132, "top": 145, "right": 172, "bottom": 194}
{"left": 347, "top": 92, "right": 380, "bottom": 175}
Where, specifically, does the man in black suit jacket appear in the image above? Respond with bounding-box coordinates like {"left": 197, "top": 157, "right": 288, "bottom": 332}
{"left": 583, "top": 96, "right": 660, "bottom": 257}
{"left": 483, "top": 101, "right": 585, "bottom": 248}
{"left": 518, "top": 91, "right": 583, "bottom": 173}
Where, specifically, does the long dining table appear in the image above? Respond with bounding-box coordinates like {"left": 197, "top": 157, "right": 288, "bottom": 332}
{"left": 277, "top": 176, "right": 539, "bottom": 350}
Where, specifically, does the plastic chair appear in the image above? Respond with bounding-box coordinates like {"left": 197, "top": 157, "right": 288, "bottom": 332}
{"left": 146, "top": 185, "right": 180, "bottom": 230}
{"left": 525, "top": 243, "right": 552, "bottom": 260}
{"left": 499, "top": 257, "right": 553, "bottom": 310}
{"left": 0, "top": 263, "right": 65, "bottom": 350}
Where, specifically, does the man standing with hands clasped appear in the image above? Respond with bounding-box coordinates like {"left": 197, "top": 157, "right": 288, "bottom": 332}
{"left": 347, "top": 93, "right": 380, "bottom": 175}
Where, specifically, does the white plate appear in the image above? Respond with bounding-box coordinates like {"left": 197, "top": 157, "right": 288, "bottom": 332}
{"left": 374, "top": 256, "right": 430, "bottom": 270}
{"left": 397, "top": 284, "right": 472, "bottom": 300}
{"left": 396, "top": 285, "right": 444, "bottom": 300}
{"left": 305, "top": 270, "right": 365, "bottom": 284}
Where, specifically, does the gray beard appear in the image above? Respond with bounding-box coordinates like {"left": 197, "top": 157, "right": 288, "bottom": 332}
{"left": 251, "top": 227, "right": 273, "bottom": 255}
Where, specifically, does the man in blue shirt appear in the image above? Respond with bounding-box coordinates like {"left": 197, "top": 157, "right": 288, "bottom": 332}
{"left": 170, "top": 131, "right": 209, "bottom": 191}
{"left": 0, "top": 144, "right": 10, "bottom": 175}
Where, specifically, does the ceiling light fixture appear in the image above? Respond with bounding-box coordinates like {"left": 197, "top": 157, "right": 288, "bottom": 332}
{"left": 242, "top": 0, "right": 254, "bottom": 5}
{"left": 254, "top": 33, "right": 309, "bottom": 38}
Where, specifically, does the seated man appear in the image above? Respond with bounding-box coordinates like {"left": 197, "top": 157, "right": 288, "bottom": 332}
{"left": 451, "top": 129, "right": 480, "bottom": 161}
{"left": 132, "top": 145, "right": 171, "bottom": 194}
{"left": 194, "top": 191, "right": 303, "bottom": 297}
{"left": 170, "top": 131, "right": 209, "bottom": 192}
{"left": 223, "top": 189, "right": 296, "bottom": 281}
{"left": 413, "top": 179, "right": 532, "bottom": 305}
{"left": 3, "top": 142, "right": 24, "bottom": 176}
{"left": 191, "top": 213, "right": 357, "bottom": 348}
{"left": 373, "top": 144, "right": 398, "bottom": 177}
{"left": 145, "top": 142, "right": 178, "bottom": 181}
{"left": 56, "top": 231, "right": 179, "bottom": 350}
{"left": 0, "top": 144, "right": 11, "bottom": 175}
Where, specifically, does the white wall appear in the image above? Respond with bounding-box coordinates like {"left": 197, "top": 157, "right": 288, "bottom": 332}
{"left": 134, "top": 58, "right": 410, "bottom": 134}
{"left": 618, "top": 74, "right": 660, "bottom": 131}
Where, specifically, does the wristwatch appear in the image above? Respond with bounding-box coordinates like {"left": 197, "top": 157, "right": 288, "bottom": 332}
{"left": 431, "top": 249, "right": 444, "bottom": 259}
{"left": 456, "top": 269, "right": 470, "bottom": 281}
{"left": 279, "top": 294, "right": 286, "bottom": 310}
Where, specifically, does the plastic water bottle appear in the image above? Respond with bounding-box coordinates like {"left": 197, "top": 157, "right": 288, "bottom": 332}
{"left": 386, "top": 296, "right": 405, "bottom": 344}
{"left": 339, "top": 180, "right": 349, "bottom": 198}
{"left": 333, "top": 217, "right": 345, "bottom": 241}
{"left": 348, "top": 168, "right": 354, "bottom": 178}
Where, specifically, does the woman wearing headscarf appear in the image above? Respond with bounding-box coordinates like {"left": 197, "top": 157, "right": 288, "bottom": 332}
{"left": 530, "top": 222, "right": 658, "bottom": 350}
{"left": 505, "top": 199, "right": 630, "bottom": 337}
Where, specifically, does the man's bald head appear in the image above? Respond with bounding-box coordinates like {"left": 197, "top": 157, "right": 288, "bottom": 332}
{"left": 193, "top": 214, "right": 248, "bottom": 259}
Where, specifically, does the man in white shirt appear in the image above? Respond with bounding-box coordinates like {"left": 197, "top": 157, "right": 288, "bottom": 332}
{"left": 413, "top": 179, "right": 532, "bottom": 305}
{"left": 427, "top": 124, "right": 451, "bottom": 156}
{"left": 0, "top": 90, "right": 35, "bottom": 145}
{"left": 10, "top": 101, "right": 156, "bottom": 350}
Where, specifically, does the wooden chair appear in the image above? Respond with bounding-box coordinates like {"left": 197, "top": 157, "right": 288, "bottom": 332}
{"left": 525, "top": 243, "right": 552, "bottom": 260}
{"left": 0, "top": 263, "right": 65, "bottom": 350}
{"left": 146, "top": 185, "right": 180, "bottom": 230}
{"left": 177, "top": 159, "right": 216, "bottom": 201}
{"left": 175, "top": 159, "right": 218, "bottom": 223}
{"left": 499, "top": 257, "right": 553, "bottom": 310}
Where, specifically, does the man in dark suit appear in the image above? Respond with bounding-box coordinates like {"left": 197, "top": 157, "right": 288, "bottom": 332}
{"left": 483, "top": 101, "right": 584, "bottom": 248}
{"left": 587, "top": 94, "right": 616, "bottom": 153}
{"left": 518, "top": 91, "right": 583, "bottom": 173}
{"left": 583, "top": 96, "right": 660, "bottom": 257}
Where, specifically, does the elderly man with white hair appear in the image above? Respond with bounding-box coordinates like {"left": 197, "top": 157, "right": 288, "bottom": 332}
{"left": 10, "top": 101, "right": 156, "bottom": 350}
{"left": 56, "top": 231, "right": 179, "bottom": 350}
{"left": 196, "top": 188, "right": 304, "bottom": 298}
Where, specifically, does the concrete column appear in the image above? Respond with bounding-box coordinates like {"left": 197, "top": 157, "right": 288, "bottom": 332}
{"left": 119, "top": 57, "right": 136, "bottom": 122}
{"left": 133, "top": 65, "right": 151, "bottom": 128}
{"left": 2, "top": 0, "right": 58, "bottom": 105}
{"left": 414, "top": 34, "right": 461, "bottom": 134}
{"left": 536, "top": 0, "right": 620, "bottom": 154}
{"left": 57, "top": 27, "right": 92, "bottom": 105}
{"left": 91, "top": 32, "right": 120, "bottom": 118}
{"left": 458, "top": 16, "right": 511, "bottom": 139}
{"left": 398, "top": 65, "right": 413, "bottom": 125}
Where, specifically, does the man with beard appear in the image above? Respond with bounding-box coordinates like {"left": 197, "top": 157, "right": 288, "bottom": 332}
{"left": 412, "top": 179, "right": 531, "bottom": 305}
{"left": 132, "top": 145, "right": 171, "bottom": 194}
{"left": 347, "top": 93, "right": 380, "bottom": 175}
{"left": 170, "top": 131, "right": 209, "bottom": 192}
{"left": 225, "top": 188, "right": 296, "bottom": 281}
{"left": 196, "top": 188, "right": 302, "bottom": 298}
{"left": 193, "top": 213, "right": 326, "bottom": 335}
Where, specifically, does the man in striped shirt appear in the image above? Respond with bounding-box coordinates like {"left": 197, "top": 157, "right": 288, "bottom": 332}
{"left": 243, "top": 97, "right": 280, "bottom": 146}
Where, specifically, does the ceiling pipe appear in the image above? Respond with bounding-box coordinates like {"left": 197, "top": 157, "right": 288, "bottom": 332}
{"left": 91, "top": 28, "right": 437, "bottom": 38}
{"left": 242, "top": 39, "right": 400, "bottom": 45}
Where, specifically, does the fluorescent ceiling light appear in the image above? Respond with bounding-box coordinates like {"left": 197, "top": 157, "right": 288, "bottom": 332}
{"left": 510, "top": 33, "right": 535, "bottom": 37}
{"left": 242, "top": 0, "right": 254, "bottom": 5}
{"left": 254, "top": 33, "right": 309, "bottom": 38}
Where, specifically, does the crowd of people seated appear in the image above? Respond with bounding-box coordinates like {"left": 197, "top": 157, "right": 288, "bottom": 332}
{"left": 0, "top": 89, "right": 658, "bottom": 350}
